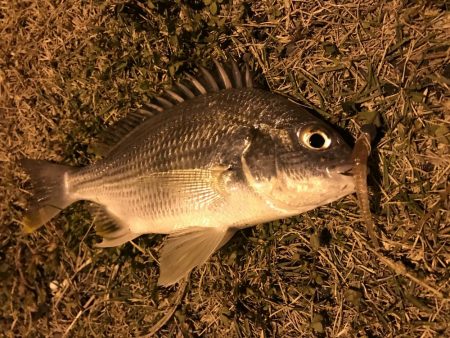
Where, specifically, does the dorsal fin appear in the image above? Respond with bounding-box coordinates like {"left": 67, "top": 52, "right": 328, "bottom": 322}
{"left": 90, "top": 110, "right": 154, "bottom": 156}
{"left": 92, "top": 60, "right": 255, "bottom": 157}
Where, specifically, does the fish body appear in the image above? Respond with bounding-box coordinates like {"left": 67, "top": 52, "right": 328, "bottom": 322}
{"left": 21, "top": 62, "right": 355, "bottom": 285}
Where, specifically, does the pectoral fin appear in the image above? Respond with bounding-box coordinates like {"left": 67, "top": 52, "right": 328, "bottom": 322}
{"left": 137, "top": 167, "right": 231, "bottom": 207}
{"left": 158, "top": 227, "right": 235, "bottom": 286}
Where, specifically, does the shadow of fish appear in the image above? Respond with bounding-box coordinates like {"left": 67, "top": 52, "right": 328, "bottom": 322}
{"left": 20, "top": 60, "right": 355, "bottom": 286}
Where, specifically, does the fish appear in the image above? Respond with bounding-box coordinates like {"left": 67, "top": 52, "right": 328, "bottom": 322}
{"left": 20, "top": 60, "right": 356, "bottom": 286}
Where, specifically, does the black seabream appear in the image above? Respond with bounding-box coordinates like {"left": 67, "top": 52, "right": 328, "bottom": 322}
{"left": 20, "top": 61, "right": 355, "bottom": 286}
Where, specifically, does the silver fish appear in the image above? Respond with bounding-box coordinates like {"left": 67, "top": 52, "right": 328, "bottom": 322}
{"left": 20, "top": 61, "right": 355, "bottom": 286}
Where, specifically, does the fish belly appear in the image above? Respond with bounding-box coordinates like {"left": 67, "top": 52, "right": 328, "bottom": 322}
{"left": 122, "top": 190, "right": 280, "bottom": 234}
{"left": 71, "top": 167, "right": 285, "bottom": 235}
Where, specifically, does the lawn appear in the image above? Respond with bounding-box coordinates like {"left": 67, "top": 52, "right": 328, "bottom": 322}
{"left": 1, "top": 0, "right": 449, "bottom": 336}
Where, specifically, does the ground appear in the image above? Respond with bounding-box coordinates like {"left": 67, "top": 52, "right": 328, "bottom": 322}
{"left": 1, "top": 0, "right": 449, "bottom": 337}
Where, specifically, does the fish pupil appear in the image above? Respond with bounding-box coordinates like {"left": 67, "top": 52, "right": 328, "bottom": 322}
{"left": 309, "top": 133, "right": 326, "bottom": 149}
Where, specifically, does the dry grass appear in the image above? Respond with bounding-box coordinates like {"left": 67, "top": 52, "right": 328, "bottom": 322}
{"left": 1, "top": 0, "right": 449, "bottom": 337}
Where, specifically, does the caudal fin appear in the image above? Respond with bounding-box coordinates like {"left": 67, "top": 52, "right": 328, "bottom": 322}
{"left": 19, "top": 159, "right": 78, "bottom": 233}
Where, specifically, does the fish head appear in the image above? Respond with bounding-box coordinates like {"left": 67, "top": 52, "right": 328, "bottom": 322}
{"left": 242, "top": 114, "right": 355, "bottom": 213}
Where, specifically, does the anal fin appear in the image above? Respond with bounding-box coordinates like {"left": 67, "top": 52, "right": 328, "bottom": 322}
{"left": 89, "top": 204, "right": 141, "bottom": 247}
{"left": 158, "top": 227, "right": 234, "bottom": 286}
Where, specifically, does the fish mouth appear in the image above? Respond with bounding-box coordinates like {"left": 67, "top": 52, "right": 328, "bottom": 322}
{"left": 329, "top": 161, "right": 373, "bottom": 177}
{"left": 327, "top": 162, "right": 354, "bottom": 177}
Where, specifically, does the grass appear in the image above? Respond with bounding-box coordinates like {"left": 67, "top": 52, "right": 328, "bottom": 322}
{"left": 1, "top": 0, "right": 449, "bottom": 336}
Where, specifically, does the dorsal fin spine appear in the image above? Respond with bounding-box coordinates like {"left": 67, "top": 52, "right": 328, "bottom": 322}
{"left": 230, "top": 60, "right": 243, "bottom": 88}
{"left": 137, "top": 108, "right": 156, "bottom": 117}
{"left": 244, "top": 65, "right": 253, "bottom": 88}
{"left": 176, "top": 82, "right": 195, "bottom": 99}
{"left": 143, "top": 102, "right": 164, "bottom": 113}
{"left": 199, "top": 66, "right": 220, "bottom": 92}
{"left": 156, "top": 96, "right": 174, "bottom": 108}
{"left": 213, "top": 60, "right": 232, "bottom": 89}
{"left": 186, "top": 74, "right": 207, "bottom": 94}
{"left": 164, "top": 89, "right": 184, "bottom": 103}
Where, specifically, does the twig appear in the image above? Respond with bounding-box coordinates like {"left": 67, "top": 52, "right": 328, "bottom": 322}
{"left": 366, "top": 246, "right": 446, "bottom": 299}
{"left": 63, "top": 295, "right": 96, "bottom": 337}
{"left": 140, "top": 278, "right": 189, "bottom": 337}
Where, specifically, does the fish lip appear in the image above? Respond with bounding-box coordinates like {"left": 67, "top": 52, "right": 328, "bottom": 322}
{"left": 327, "top": 162, "right": 354, "bottom": 177}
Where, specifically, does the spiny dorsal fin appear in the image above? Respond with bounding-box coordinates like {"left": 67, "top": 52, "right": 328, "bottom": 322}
{"left": 92, "top": 60, "right": 255, "bottom": 157}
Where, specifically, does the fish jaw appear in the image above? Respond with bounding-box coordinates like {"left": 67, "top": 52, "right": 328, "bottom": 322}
{"left": 243, "top": 168, "right": 355, "bottom": 215}
{"left": 283, "top": 161, "right": 356, "bottom": 211}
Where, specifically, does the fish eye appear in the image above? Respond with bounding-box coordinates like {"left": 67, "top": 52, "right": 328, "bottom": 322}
{"left": 299, "top": 128, "right": 332, "bottom": 150}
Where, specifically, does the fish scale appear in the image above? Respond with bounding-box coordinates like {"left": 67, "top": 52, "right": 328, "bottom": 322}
{"left": 20, "top": 62, "right": 356, "bottom": 286}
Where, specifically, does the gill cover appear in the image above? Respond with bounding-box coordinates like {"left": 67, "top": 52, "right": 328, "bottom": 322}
{"left": 240, "top": 126, "right": 300, "bottom": 213}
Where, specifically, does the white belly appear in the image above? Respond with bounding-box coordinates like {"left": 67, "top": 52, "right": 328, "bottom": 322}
{"left": 104, "top": 188, "right": 290, "bottom": 235}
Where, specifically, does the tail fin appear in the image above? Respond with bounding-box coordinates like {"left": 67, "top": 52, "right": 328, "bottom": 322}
{"left": 19, "top": 159, "right": 78, "bottom": 233}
